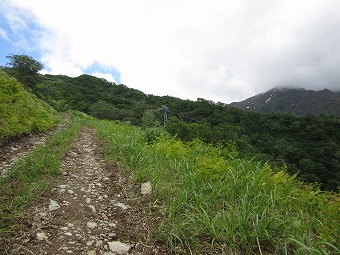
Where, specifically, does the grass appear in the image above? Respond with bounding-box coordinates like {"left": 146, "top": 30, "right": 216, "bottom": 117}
{"left": 88, "top": 118, "right": 339, "bottom": 254}
{"left": 0, "top": 117, "right": 81, "bottom": 234}
{"left": 1, "top": 112, "right": 338, "bottom": 254}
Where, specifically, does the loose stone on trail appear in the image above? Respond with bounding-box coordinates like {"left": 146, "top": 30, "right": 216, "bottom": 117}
{"left": 113, "top": 202, "right": 130, "bottom": 210}
{"left": 107, "top": 241, "right": 131, "bottom": 255}
{"left": 36, "top": 232, "right": 47, "bottom": 241}
{"left": 48, "top": 199, "right": 60, "bottom": 211}
{"left": 141, "top": 181, "right": 152, "bottom": 195}
{"left": 87, "top": 221, "right": 98, "bottom": 229}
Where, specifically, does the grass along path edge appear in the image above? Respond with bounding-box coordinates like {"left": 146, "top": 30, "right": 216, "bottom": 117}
{"left": 0, "top": 118, "right": 81, "bottom": 235}
{"left": 89, "top": 118, "right": 339, "bottom": 255}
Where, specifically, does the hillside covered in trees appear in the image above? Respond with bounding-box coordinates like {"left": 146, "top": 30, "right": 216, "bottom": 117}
{"left": 26, "top": 73, "right": 340, "bottom": 191}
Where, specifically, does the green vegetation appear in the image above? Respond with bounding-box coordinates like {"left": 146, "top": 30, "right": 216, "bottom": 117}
{"left": 30, "top": 73, "right": 340, "bottom": 190}
{"left": 0, "top": 105, "right": 339, "bottom": 253}
{"left": 2, "top": 54, "right": 43, "bottom": 89}
{"left": 0, "top": 70, "right": 59, "bottom": 145}
{"left": 80, "top": 117, "right": 339, "bottom": 254}
{"left": 1, "top": 54, "right": 338, "bottom": 254}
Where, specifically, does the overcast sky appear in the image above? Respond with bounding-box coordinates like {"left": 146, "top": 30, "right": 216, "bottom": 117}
{"left": 1, "top": 0, "right": 339, "bottom": 103}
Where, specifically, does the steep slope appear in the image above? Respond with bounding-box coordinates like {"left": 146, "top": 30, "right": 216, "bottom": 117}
{"left": 231, "top": 87, "right": 340, "bottom": 116}
{"left": 0, "top": 71, "right": 58, "bottom": 145}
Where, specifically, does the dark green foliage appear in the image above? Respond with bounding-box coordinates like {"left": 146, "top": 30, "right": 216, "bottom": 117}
{"left": 3, "top": 54, "right": 43, "bottom": 88}
{"left": 31, "top": 74, "right": 340, "bottom": 190}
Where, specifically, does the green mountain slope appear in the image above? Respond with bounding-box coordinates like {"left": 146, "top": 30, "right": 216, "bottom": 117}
{"left": 31, "top": 74, "right": 340, "bottom": 190}
{"left": 0, "top": 71, "right": 58, "bottom": 144}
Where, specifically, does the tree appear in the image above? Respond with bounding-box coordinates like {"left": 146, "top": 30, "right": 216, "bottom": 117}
{"left": 4, "top": 54, "right": 43, "bottom": 88}
{"left": 89, "top": 100, "right": 119, "bottom": 120}
{"left": 141, "top": 109, "right": 161, "bottom": 128}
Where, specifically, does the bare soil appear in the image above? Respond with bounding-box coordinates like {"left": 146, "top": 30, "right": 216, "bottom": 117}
{"left": 1, "top": 127, "right": 167, "bottom": 255}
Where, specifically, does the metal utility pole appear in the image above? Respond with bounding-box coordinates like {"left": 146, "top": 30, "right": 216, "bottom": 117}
{"left": 158, "top": 105, "right": 169, "bottom": 127}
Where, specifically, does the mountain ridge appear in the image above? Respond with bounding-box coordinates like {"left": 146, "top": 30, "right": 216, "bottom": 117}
{"left": 230, "top": 87, "right": 340, "bottom": 116}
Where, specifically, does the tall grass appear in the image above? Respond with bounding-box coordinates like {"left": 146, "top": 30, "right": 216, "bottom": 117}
{"left": 83, "top": 118, "right": 340, "bottom": 254}
{"left": 0, "top": 118, "right": 81, "bottom": 234}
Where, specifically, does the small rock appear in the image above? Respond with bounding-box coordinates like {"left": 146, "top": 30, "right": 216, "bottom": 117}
{"left": 86, "top": 198, "right": 91, "bottom": 203}
{"left": 103, "top": 253, "right": 115, "bottom": 255}
{"left": 95, "top": 240, "right": 103, "bottom": 247}
{"left": 108, "top": 233, "right": 116, "bottom": 238}
{"left": 36, "top": 232, "right": 47, "bottom": 241}
{"left": 109, "top": 223, "right": 117, "bottom": 228}
{"left": 64, "top": 232, "right": 73, "bottom": 236}
{"left": 141, "top": 181, "right": 152, "bottom": 195}
{"left": 49, "top": 199, "right": 60, "bottom": 211}
{"left": 60, "top": 227, "right": 69, "bottom": 231}
{"left": 87, "top": 222, "right": 98, "bottom": 229}
{"left": 88, "top": 205, "right": 96, "bottom": 213}
{"left": 87, "top": 251, "right": 96, "bottom": 255}
{"left": 113, "top": 202, "right": 130, "bottom": 210}
{"left": 86, "top": 240, "right": 94, "bottom": 246}
{"left": 108, "top": 241, "right": 131, "bottom": 255}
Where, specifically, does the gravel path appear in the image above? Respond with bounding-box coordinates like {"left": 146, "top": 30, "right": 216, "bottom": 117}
{"left": 8, "top": 127, "right": 163, "bottom": 255}
{"left": 0, "top": 124, "right": 66, "bottom": 176}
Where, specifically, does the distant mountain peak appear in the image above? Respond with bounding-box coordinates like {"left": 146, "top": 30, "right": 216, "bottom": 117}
{"left": 230, "top": 87, "right": 340, "bottom": 116}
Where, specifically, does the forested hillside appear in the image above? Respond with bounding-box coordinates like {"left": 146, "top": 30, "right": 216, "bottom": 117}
{"left": 30, "top": 74, "right": 340, "bottom": 191}
{"left": 0, "top": 71, "right": 58, "bottom": 145}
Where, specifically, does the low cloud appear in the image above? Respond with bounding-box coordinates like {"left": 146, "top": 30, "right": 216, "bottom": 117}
{"left": 2, "top": 0, "right": 340, "bottom": 102}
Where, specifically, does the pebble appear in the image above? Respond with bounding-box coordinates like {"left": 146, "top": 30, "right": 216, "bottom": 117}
{"left": 87, "top": 222, "right": 98, "bottom": 229}
{"left": 88, "top": 205, "right": 96, "bottom": 213}
{"left": 67, "top": 223, "right": 74, "bottom": 227}
{"left": 49, "top": 199, "right": 60, "bottom": 211}
{"left": 107, "top": 241, "right": 131, "bottom": 255}
{"left": 86, "top": 240, "right": 94, "bottom": 246}
{"left": 114, "top": 202, "right": 130, "bottom": 210}
{"left": 36, "top": 232, "right": 47, "bottom": 241}
{"left": 141, "top": 181, "right": 152, "bottom": 195}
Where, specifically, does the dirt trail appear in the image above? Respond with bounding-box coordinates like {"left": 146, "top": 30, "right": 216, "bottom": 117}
{"left": 0, "top": 124, "right": 66, "bottom": 176}
{"left": 6, "top": 127, "right": 164, "bottom": 255}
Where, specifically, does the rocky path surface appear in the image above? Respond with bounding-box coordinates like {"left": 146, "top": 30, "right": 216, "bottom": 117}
{"left": 0, "top": 124, "right": 66, "bottom": 176}
{"left": 9, "top": 127, "right": 162, "bottom": 255}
